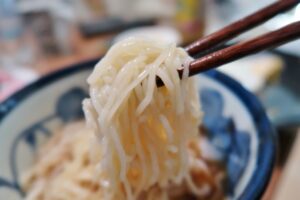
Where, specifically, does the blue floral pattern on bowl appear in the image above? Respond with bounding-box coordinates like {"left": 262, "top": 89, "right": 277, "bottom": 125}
{"left": 201, "top": 88, "right": 251, "bottom": 194}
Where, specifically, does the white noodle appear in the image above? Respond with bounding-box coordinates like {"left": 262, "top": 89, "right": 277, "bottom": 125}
{"left": 87, "top": 38, "right": 201, "bottom": 199}
{"left": 22, "top": 38, "right": 225, "bottom": 200}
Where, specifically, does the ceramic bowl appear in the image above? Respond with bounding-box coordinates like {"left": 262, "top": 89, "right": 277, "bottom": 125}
{"left": 0, "top": 59, "right": 276, "bottom": 200}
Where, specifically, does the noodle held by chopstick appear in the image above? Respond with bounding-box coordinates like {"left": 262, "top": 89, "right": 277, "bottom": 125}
{"left": 83, "top": 38, "right": 203, "bottom": 199}
{"left": 22, "top": 38, "right": 224, "bottom": 200}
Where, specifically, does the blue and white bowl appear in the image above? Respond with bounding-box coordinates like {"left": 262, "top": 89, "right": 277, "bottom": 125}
{"left": 0, "top": 59, "right": 276, "bottom": 200}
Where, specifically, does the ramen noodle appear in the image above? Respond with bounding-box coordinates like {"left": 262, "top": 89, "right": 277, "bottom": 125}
{"left": 22, "top": 38, "right": 225, "bottom": 200}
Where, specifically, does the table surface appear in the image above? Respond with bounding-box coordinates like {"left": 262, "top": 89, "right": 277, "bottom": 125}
{"left": 273, "top": 129, "right": 300, "bottom": 199}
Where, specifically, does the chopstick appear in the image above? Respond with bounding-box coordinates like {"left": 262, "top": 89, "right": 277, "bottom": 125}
{"left": 185, "top": 0, "right": 299, "bottom": 56}
{"left": 181, "top": 21, "right": 300, "bottom": 77}
{"left": 156, "top": 1, "right": 300, "bottom": 87}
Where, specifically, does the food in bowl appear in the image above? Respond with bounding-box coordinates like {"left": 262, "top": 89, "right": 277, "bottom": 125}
{"left": 22, "top": 121, "right": 226, "bottom": 200}
{"left": 22, "top": 38, "right": 226, "bottom": 200}
{"left": 0, "top": 38, "right": 271, "bottom": 200}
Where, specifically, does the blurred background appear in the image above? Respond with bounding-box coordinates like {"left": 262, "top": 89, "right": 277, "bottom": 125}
{"left": 0, "top": 0, "right": 300, "bottom": 198}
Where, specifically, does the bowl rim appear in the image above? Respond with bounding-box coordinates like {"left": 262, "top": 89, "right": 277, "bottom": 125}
{"left": 0, "top": 58, "right": 276, "bottom": 200}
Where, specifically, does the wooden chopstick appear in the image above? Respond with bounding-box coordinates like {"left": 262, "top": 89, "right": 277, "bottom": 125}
{"left": 185, "top": 0, "right": 299, "bottom": 56}
{"left": 156, "top": 21, "right": 300, "bottom": 87}
{"left": 182, "top": 21, "right": 300, "bottom": 77}
{"left": 156, "top": 1, "right": 300, "bottom": 87}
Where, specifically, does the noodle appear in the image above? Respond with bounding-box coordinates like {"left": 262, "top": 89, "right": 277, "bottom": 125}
{"left": 21, "top": 122, "right": 105, "bottom": 200}
{"left": 22, "top": 38, "right": 225, "bottom": 200}
{"left": 83, "top": 38, "right": 201, "bottom": 199}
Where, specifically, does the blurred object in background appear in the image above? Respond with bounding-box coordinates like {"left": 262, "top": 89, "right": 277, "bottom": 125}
{"left": 72, "top": 0, "right": 105, "bottom": 23}
{"left": 103, "top": 0, "right": 176, "bottom": 20}
{"left": 78, "top": 0, "right": 163, "bottom": 37}
{"left": 23, "top": 11, "right": 61, "bottom": 56}
{"left": 19, "top": 0, "right": 76, "bottom": 57}
{"left": 0, "top": 0, "right": 23, "bottom": 57}
{"left": 79, "top": 17, "right": 156, "bottom": 38}
{"left": 0, "top": 0, "right": 206, "bottom": 77}
{"left": 0, "top": 66, "right": 38, "bottom": 102}
{"left": 91, "top": 0, "right": 205, "bottom": 44}
{"left": 175, "top": 0, "right": 205, "bottom": 44}
{"left": 15, "top": 0, "right": 108, "bottom": 74}
{"left": 0, "top": 0, "right": 38, "bottom": 101}
{"left": 262, "top": 84, "right": 300, "bottom": 128}
{"left": 113, "top": 26, "right": 182, "bottom": 45}
{"left": 219, "top": 53, "right": 283, "bottom": 92}
{"left": 0, "top": 0, "right": 34, "bottom": 66}
{"left": 260, "top": 52, "right": 300, "bottom": 128}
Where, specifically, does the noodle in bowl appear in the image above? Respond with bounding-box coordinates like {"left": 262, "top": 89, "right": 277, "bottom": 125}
{"left": 83, "top": 38, "right": 203, "bottom": 199}
{"left": 0, "top": 38, "right": 275, "bottom": 200}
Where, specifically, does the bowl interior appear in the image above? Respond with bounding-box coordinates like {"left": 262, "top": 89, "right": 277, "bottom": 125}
{"left": 0, "top": 61, "right": 275, "bottom": 200}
